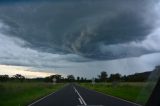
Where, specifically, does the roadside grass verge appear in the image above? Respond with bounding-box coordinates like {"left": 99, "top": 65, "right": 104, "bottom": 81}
{"left": 0, "top": 82, "right": 65, "bottom": 106}
{"left": 79, "top": 82, "right": 154, "bottom": 106}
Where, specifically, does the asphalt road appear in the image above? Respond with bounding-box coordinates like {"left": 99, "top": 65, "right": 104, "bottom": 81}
{"left": 29, "top": 84, "right": 141, "bottom": 106}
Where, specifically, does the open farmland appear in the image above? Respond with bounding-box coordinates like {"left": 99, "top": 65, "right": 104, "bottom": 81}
{"left": 0, "top": 82, "right": 65, "bottom": 106}
{"left": 79, "top": 82, "right": 155, "bottom": 105}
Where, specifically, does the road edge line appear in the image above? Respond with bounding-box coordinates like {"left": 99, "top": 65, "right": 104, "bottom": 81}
{"left": 28, "top": 91, "right": 55, "bottom": 106}
{"left": 77, "top": 84, "right": 142, "bottom": 106}
{"left": 28, "top": 84, "right": 68, "bottom": 106}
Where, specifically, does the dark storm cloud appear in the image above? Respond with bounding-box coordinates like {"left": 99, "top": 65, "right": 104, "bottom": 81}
{"left": 0, "top": 0, "right": 157, "bottom": 60}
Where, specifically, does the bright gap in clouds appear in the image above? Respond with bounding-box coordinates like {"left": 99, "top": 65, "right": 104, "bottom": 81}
{"left": 0, "top": 65, "right": 54, "bottom": 78}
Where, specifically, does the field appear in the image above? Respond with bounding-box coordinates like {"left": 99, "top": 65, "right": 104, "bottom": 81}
{"left": 0, "top": 82, "right": 65, "bottom": 106}
{"left": 80, "top": 82, "right": 155, "bottom": 106}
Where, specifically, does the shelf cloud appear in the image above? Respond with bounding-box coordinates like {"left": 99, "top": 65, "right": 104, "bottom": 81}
{"left": 0, "top": 0, "right": 160, "bottom": 77}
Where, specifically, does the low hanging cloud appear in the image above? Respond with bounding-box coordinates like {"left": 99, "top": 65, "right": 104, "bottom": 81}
{"left": 0, "top": 21, "right": 90, "bottom": 68}
{"left": 98, "top": 0, "right": 160, "bottom": 60}
{"left": 99, "top": 28, "right": 160, "bottom": 59}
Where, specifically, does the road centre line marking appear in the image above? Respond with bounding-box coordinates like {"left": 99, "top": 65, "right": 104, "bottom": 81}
{"left": 78, "top": 98, "right": 83, "bottom": 104}
{"left": 73, "top": 86, "right": 87, "bottom": 106}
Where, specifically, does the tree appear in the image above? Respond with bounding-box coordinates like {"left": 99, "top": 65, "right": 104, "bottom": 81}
{"left": 51, "top": 74, "right": 61, "bottom": 83}
{"left": 13, "top": 74, "right": 25, "bottom": 82}
{"left": 77, "top": 76, "right": 80, "bottom": 82}
{"left": 44, "top": 74, "right": 62, "bottom": 83}
{"left": 109, "top": 73, "right": 121, "bottom": 82}
{"left": 0, "top": 75, "right": 9, "bottom": 82}
{"left": 67, "top": 75, "right": 75, "bottom": 82}
{"left": 98, "top": 71, "right": 108, "bottom": 82}
{"left": 80, "top": 77, "right": 84, "bottom": 81}
{"left": 121, "top": 75, "right": 128, "bottom": 82}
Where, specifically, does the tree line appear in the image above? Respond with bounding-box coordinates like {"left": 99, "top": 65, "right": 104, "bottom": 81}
{"left": 0, "top": 65, "right": 160, "bottom": 83}
{"left": 0, "top": 74, "right": 25, "bottom": 82}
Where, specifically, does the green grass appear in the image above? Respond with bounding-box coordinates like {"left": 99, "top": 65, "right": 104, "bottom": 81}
{"left": 79, "top": 82, "right": 155, "bottom": 106}
{"left": 0, "top": 82, "right": 65, "bottom": 106}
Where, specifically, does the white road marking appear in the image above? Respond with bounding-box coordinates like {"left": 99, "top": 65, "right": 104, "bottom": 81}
{"left": 77, "top": 84, "right": 142, "bottom": 106}
{"left": 28, "top": 84, "right": 69, "bottom": 106}
{"left": 73, "top": 86, "right": 87, "bottom": 106}
{"left": 28, "top": 92, "right": 55, "bottom": 106}
{"left": 78, "top": 98, "right": 83, "bottom": 104}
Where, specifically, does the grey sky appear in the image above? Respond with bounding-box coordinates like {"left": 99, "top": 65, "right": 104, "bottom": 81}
{"left": 0, "top": 0, "right": 160, "bottom": 78}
